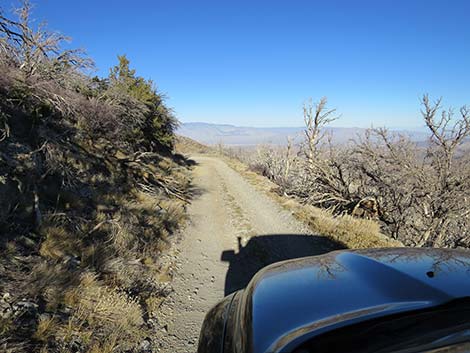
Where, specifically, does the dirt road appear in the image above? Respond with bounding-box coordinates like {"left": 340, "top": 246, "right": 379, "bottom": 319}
{"left": 155, "top": 156, "right": 340, "bottom": 352}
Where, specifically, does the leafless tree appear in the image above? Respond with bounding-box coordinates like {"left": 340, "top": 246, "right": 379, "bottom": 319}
{"left": 0, "top": 0, "right": 93, "bottom": 78}
{"left": 292, "top": 98, "right": 358, "bottom": 211}
{"left": 302, "top": 97, "right": 339, "bottom": 161}
{"left": 349, "top": 96, "right": 470, "bottom": 247}
{"left": 283, "top": 136, "right": 294, "bottom": 183}
{"left": 419, "top": 95, "right": 470, "bottom": 246}
{"left": 236, "top": 95, "right": 470, "bottom": 248}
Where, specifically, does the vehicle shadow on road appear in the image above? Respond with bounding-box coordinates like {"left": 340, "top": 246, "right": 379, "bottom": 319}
{"left": 221, "top": 234, "right": 346, "bottom": 296}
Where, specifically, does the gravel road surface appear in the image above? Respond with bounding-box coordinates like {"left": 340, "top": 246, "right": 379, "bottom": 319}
{"left": 155, "top": 156, "right": 339, "bottom": 352}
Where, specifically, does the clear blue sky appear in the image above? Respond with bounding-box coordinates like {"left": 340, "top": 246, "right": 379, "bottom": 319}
{"left": 7, "top": 0, "right": 470, "bottom": 128}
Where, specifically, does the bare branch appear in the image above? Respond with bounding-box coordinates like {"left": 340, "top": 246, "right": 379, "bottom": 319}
{"left": 303, "top": 97, "right": 339, "bottom": 160}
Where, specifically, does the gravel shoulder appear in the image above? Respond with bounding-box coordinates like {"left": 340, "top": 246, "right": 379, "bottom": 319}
{"left": 155, "top": 156, "right": 339, "bottom": 352}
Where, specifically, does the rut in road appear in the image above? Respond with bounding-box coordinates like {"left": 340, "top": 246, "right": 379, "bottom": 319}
{"left": 155, "top": 156, "right": 342, "bottom": 352}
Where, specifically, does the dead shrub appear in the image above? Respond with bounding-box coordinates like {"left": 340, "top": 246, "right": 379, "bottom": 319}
{"left": 230, "top": 96, "right": 470, "bottom": 248}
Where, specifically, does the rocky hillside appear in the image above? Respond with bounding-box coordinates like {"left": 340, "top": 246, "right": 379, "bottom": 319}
{"left": 0, "top": 3, "right": 192, "bottom": 352}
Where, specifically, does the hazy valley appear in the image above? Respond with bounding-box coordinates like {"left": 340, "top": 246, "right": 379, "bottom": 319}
{"left": 177, "top": 122, "right": 430, "bottom": 146}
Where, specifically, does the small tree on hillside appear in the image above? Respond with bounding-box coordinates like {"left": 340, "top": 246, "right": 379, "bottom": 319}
{"left": 107, "top": 55, "right": 178, "bottom": 151}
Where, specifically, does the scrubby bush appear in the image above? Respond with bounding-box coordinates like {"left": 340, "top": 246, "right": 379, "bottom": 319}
{"left": 0, "top": 2, "right": 189, "bottom": 352}
{"left": 232, "top": 97, "right": 470, "bottom": 248}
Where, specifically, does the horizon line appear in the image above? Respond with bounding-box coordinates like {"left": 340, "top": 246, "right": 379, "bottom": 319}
{"left": 179, "top": 121, "right": 428, "bottom": 131}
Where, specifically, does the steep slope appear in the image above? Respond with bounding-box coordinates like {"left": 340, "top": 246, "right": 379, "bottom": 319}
{"left": 0, "top": 5, "right": 190, "bottom": 352}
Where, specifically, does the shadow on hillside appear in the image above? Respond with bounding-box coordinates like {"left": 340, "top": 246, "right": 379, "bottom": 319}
{"left": 221, "top": 234, "right": 346, "bottom": 295}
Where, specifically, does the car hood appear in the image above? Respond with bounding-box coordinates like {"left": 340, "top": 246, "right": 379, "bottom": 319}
{"left": 235, "top": 247, "right": 470, "bottom": 353}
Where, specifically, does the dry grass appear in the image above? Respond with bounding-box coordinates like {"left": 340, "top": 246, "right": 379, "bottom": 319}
{"left": 224, "top": 156, "right": 402, "bottom": 249}
{"left": 26, "top": 271, "right": 148, "bottom": 352}
{"left": 0, "top": 5, "right": 194, "bottom": 350}
{"left": 175, "top": 135, "right": 213, "bottom": 155}
{"left": 1, "top": 148, "right": 191, "bottom": 351}
{"left": 39, "top": 226, "right": 81, "bottom": 260}
{"left": 66, "top": 273, "right": 144, "bottom": 333}
{"left": 33, "top": 317, "right": 59, "bottom": 343}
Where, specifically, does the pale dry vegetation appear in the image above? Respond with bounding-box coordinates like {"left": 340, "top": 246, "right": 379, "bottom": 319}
{"left": 226, "top": 97, "right": 470, "bottom": 249}
{"left": 0, "top": 2, "right": 191, "bottom": 352}
{"left": 175, "top": 135, "right": 213, "bottom": 155}
{"left": 224, "top": 157, "right": 400, "bottom": 249}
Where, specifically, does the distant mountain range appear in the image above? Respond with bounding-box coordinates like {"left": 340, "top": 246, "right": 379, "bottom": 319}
{"left": 177, "top": 122, "right": 429, "bottom": 146}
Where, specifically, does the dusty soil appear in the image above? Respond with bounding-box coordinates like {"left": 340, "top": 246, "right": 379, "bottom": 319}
{"left": 154, "top": 156, "right": 341, "bottom": 352}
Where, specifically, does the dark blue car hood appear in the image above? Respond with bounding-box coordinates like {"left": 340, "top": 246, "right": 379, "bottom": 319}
{"left": 235, "top": 248, "right": 470, "bottom": 353}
